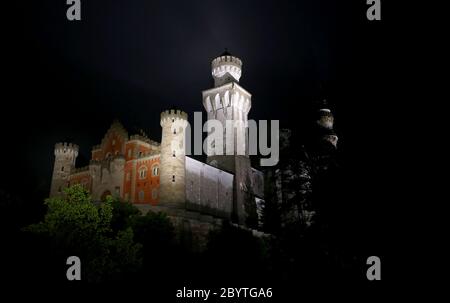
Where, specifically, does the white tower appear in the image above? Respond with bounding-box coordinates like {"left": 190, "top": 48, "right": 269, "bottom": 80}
{"left": 159, "top": 109, "right": 188, "bottom": 207}
{"left": 50, "top": 142, "right": 79, "bottom": 197}
{"left": 202, "top": 51, "right": 253, "bottom": 224}
{"left": 202, "top": 50, "right": 252, "bottom": 173}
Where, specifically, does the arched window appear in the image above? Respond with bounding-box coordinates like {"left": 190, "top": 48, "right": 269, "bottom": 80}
{"left": 139, "top": 166, "right": 148, "bottom": 179}
{"left": 152, "top": 165, "right": 159, "bottom": 176}
{"left": 61, "top": 166, "right": 64, "bottom": 171}
{"left": 152, "top": 188, "right": 158, "bottom": 199}
{"left": 139, "top": 190, "right": 145, "bottom": 201}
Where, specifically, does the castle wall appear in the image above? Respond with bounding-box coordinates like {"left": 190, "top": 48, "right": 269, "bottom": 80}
{"left": 185, "top": 156, "right": 234, "bottom": 219}
{"left": 132, "top": 156, "right": 160, "bottom": 204}
{"left": 124, "top": 139, "right": 156, "bottom": 161}
{"left": 68, "top": 169, "right": 91, "bottom": 191}
{"left": 90, "top": 156, "right": 125, "bottom": 201}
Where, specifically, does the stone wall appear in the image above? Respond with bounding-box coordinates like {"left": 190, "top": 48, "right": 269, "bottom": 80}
{"left": 185, "top": 156, "right": 234, "bottom": 219}
{"left": 136, "top": 204, "right": 223, "bottom": 252}
{"left": 90, "top": 156, "right": 125, "bottom": 201}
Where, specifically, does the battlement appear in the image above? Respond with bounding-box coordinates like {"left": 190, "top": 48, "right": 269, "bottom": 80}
{"left": 160, "top": 109, "right": 188, "bottom": 125}
{"left": 212, "top": 54, "right": 242, "bottom": 83}
{"left": 129, "top": 134, "right": 160, "bottom": 146}
{"left": 212, "top": 55, "right": 242, "bottom": 70}
{"left": 71, "top": 166, "right": 90, "bottom": 174}
{"left": 54, "top": 142, "right": 79, "bottom": 155}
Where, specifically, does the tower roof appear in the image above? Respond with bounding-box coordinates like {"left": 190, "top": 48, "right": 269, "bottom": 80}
{"left": 220, "top": 48, "right": 233, "bottom": 57}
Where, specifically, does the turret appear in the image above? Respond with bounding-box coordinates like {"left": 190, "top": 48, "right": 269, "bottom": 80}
{"left": 49, "top": 142, "right": 79, "bottom": 197}
{"left": 211, "top": 49, "right": 243, "bottom": 87}
{"left": 316, "top": 99, "right": 338, "bottom": 148}
{"left": 203, "top": 50, "right": 251, "bottom": 173}
{"left": 159, "top": 109, "right": 188, "bottom": 207}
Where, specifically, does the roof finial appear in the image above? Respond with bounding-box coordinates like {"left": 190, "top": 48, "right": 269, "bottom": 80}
{"left": 221, "top": 48, "right": 232, "bottom": 56}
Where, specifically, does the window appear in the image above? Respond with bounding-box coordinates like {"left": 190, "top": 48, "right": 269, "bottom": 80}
{"left": 152, "top": 165, "right": 159, "bottom": 176}
{"left": 139, "top": 166, "right": 147, "bottom": 179}
{"left": 172, "top": 175, "right": 175, "bottom": 182}
{"left": 152, "top": 189, "right": 158, "bottom": 199}
{"left": 172, "top": 151, "right": 176, "bottom": 157}
{"left": 139, "top": 190, "right": 144, "bottom": 201}
{"left": 112, "top": 139, "right": 116, "bottom": 145}
{"left": 61, "top": 166, "right": 64, "bottom": 171}
{"left": 81, "top": 179, "right": 88, "bottom": 189}
{"left": 128, "top": 149, "right": 132, "bottom": 157}
{"left": 139, "top": 151, "right": 143, "bottom": 157}
{"left": 173, "top": 129, "right": 177, "bottom": 134}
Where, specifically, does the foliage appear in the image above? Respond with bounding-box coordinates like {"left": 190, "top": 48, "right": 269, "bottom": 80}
{"left": 110, "top": 198, "right": 140, "bottom": 232}
{"left": 24, "top": 185, "right": 142, "bottom": 282}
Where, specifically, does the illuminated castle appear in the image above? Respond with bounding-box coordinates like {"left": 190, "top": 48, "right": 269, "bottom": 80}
{"left": 49, "top": 51, "right": 264, "bottom": 227}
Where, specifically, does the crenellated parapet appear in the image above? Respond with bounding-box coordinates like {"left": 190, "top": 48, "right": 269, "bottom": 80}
{"left": 212, "top": 53, "right": 242, "bottom": 86}
{"left": 54, "top": 142, "right": 79, "bottom": 156}
{"left": 129, "top": 134, "right": 160, "bottom": 147}
{"left": 160, "top": 109, "right": 188, "bottom": 126}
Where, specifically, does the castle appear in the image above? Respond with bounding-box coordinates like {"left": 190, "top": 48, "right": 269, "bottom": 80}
{"left": 50, "top": 51, "right": 265, "bottom": 228}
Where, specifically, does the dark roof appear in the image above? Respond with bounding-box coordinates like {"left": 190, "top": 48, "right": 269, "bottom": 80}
{"left": 220, "top": 48, "right": 232, "bottom": 56}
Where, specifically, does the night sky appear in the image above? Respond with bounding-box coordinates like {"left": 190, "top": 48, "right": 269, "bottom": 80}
{"left": 2, "top": 0, "right": 395, "bottom": 251}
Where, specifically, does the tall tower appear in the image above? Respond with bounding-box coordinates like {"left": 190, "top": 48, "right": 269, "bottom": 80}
{"left": 202, "top": 50, "right": 253, "bottom": 225}
{"left": 202, "top": 50, "right": 251, "bottom": 172}
{"left": 50, "top": 142, "right": 79, "bottom": 197}
{"left": 159, "top": 109, "right": 188, "bottom": 207}
{"left": 316, "top": 99, "right": 338, "bottom": 148}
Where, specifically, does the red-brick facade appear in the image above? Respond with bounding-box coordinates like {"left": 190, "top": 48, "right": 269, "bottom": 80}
{"left": 68, "top": 121, "right": 161, "bottom": 204}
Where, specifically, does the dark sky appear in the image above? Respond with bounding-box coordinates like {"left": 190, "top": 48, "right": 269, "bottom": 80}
{"left": 2, "top": 0, "right": 393, "bottom": 207}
